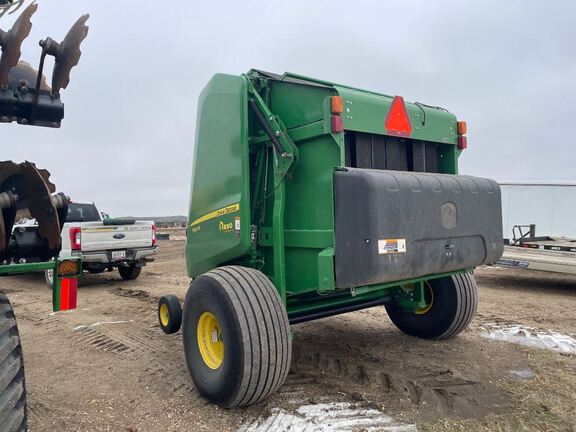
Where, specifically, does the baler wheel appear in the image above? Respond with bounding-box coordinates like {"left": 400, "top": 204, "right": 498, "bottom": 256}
{"left": 0, "top": 291, "right": 27, "bottom": 432}
{"left": 158, "top": 295, "right": 182, "bottom": 335}
{"left": 182, "top": 266, "right": 291, "bottom": 408}
{"left": 385, "top": 273, "right": 478, "bottom": 339}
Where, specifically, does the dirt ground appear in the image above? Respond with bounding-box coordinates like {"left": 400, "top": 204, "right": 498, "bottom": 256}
{"left": 2, "top": 239, "right": 576, "bottom": 431}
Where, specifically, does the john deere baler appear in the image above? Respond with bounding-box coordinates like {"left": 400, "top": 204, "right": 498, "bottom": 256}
{"left": 158, "top": 70, "right": 503, "bottom": 408}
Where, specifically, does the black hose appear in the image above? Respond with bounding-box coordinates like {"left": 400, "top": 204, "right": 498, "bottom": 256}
{"left": 248, "top": 98, "right": 286, "bottom": 155}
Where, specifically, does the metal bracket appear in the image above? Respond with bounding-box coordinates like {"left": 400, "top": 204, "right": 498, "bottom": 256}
{"left": 397, "top": 281, "right": 427, "bottom": 312}
{"left": 317, "top": 247, "right": 335, "bottom": 293}
{"left": 245, "top": 76, "right": 298, "bottom": 188}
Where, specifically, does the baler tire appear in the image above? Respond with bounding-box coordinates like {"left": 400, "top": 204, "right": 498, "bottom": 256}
{"left": 118, "top": 265, "right": 141, "bottom": 281}
{"left": 158, "top": 295, "right": 182, "bottom": 334}
{"left": 0, "top": 291, "right": 27, "bottom": 432}
{"left": 385, "top": 273, "right": 478, "bottom": 340}
{"left": 182, "top": 265, "right": 291, "bottom": 408}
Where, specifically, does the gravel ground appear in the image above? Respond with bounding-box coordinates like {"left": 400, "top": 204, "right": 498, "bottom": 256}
{"left": 2, "top": 239, "right": 575, "bottom": 431}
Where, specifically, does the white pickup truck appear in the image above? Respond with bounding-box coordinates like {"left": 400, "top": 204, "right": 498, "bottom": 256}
{"left": 44, "top": 201, "right": 158, "bottom": 286}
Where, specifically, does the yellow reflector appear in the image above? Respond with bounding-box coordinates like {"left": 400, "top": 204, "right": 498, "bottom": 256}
{"left": 58, "top": 260, "right": 79, "bottom": 277}
{"left": 457, "top": 121, "right": 467, "bottom": 135}
{"left": 330, "top": 96, "right": 344, "bottom": 114}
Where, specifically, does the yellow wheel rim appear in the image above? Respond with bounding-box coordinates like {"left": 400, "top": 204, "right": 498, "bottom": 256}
{"left": 159, "top": 303, "right": 170, "bottom": 327}
{"left": 415, "top": 282, "right": 434, "bottom": 315}
{"left": 197, "top": 312, "right": 224, "bottom": 369}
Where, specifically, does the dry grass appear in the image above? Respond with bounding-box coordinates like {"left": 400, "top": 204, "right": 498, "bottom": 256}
{"left": 421, "top": 348, "right": 576, "bottom": 432}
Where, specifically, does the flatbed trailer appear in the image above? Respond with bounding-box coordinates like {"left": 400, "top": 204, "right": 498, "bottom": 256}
{"left": 499, "top": 244, "right": 576, "bottom": 275}
{"left": 498, "top": 224, "right": 576, "bottom": 274}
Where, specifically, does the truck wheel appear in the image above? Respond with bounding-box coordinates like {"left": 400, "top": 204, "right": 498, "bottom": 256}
{"left": 385, "top": 273, "right": 478, "bottom": 339}
{"left": 158, "top": 295, "right": 182, "bottom": 334}
{"left": 118, "top": 265, "right": 141, "bottom": 281}
{"left": 0, "top": 291, "right": 27, "bottom": 432}
{"left": 44, "top": 269, "right": 54, "bottom": 289}
{"left": 182, "top": 266, "right": 291, "bottom": 408}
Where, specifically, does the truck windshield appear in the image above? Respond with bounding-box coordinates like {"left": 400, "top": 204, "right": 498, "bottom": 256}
{"left": 66, "top": 203, "right": 101, "bottom": 222}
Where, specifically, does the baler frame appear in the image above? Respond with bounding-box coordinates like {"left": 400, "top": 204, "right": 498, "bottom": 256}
{"left": 243, "top": 71, "right": 468, "bottom": 321}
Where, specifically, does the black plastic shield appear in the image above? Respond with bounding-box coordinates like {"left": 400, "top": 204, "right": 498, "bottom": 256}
{"left": 334, "top": 168, "right": 503, "bottom": 288}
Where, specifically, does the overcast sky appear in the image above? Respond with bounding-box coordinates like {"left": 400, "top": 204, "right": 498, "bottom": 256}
{"left": 3, "top": 0, "right": 575, "bottom": 216}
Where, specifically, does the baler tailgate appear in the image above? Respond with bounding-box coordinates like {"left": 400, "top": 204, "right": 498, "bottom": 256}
{"left": 334, "top": 168, "right": 503, "bottom": 288}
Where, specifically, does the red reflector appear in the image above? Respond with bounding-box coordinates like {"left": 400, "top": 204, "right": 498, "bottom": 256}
{"left": 52, "top": 275, "right": 78, "bottom": 312}
{"left": 384, "top": 96, "right": 412, "bottom": 137}
{"left": 152, "top": 223, "right": 157, "bottom": 246}
{"left": 331, "top": 115, "right": 344, "bottom": 133}
{"left": 458, "top": 136, "right": 468, "bottom": 150}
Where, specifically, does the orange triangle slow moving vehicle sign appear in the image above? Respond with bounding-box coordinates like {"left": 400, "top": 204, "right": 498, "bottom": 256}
{"left": 384, "top": 96, "right": 412, "bottom": 137}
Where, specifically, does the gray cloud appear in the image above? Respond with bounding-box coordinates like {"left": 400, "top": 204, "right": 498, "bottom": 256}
{"left": 3, "top": 0, "right": 575, "bottom": 215}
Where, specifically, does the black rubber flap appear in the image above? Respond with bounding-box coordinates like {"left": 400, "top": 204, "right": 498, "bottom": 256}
{"left": 334, "top": 168, "right": 503, "bottom": 288}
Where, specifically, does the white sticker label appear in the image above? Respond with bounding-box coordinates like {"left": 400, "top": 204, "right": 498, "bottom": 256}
{"left": 378, "top": 238, "right": 407, "bottom": 255}
{"left": 234, "top": 217, "right": 241, "bottom": 231}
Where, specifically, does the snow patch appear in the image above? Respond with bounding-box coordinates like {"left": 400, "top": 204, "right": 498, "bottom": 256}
{"left": 509, "top": 369, "right": 536, "bottom": 380}
{"left": 238, "top": 402, "right": 417, "bottom": 432}
{"left": 49, "top": 307, "right": 92, "bottom": 316}
{"left": 479, "top": 323, "right": 576, "bottom": 354}
{"left": 73, "top": 320, "right": 134, "bottom": 331}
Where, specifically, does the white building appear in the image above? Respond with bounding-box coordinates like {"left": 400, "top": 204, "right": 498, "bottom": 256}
{"left": 500, "top": 182, "right": 576, "bottom": 240}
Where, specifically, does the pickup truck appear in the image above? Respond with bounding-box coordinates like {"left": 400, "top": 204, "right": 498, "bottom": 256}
{"left": 44, "top": 201, "right": 158, "bottom": 287}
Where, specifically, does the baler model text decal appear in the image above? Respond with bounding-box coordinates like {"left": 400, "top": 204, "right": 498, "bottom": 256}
{"left": 190, "top": 203, "right": 240, "bottom": 227}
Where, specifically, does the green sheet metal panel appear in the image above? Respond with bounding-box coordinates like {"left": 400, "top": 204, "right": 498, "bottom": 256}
{"left": 276, "top": 72, "right": 459, "bottom": 145}
{"left": 282, "top": 134, "right": 340, "bottom": 295}
{"left": 334, "top": 86, "right": 458, "bottom": 145}
{"left": 186, "top": 74, "right": 251, "bottom": 278}
{"left": 269, "top": 81, "right": 335, "bottom": 129}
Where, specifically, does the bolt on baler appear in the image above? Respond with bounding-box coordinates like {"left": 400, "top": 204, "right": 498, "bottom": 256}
{"left": 158, "top": 69, "right": 503, "bottom": 407}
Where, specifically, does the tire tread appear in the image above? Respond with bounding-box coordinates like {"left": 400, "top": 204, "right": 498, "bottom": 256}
{"left": 204, "top": 266, "right": 291, "bottom": 407}
{"left": 0, "top": 291, "right": 26, "bottom": 432}
{"left": 438, "top": 273, "right": 477, "bottom": 339}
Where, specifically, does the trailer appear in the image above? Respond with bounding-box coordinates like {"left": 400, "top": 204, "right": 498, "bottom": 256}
{"left": 158, "top": 70, "right": 503, "bottom": 407}
{"left": 498, "top": 224, "right": 576, "bottom": 274}
{"left": 497, "top": 182, "right": 576, "bottom": 275}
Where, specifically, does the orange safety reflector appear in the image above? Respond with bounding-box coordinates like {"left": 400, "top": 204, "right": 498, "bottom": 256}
{"left": 330, "top": 96, "right": 344, "bottom": 114}
{"left": 457, "top": 121, "right": 467, "bottom": 135}
{"left": 58, "top": 259, "right": 79, "bottom": 277}
{"left": 384, "top": 96, "right": 412, "bottom": 137}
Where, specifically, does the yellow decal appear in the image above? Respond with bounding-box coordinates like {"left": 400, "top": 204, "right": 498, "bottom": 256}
{"left": 190, "top": 203, "right": 240, "bottom": 227}
{"left": 218, "top": 221, "right": 233, "bottom": 232}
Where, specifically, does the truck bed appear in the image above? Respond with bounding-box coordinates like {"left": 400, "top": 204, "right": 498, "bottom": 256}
{"left": 79, "top": 221, "right": 153, "bottom": 252}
